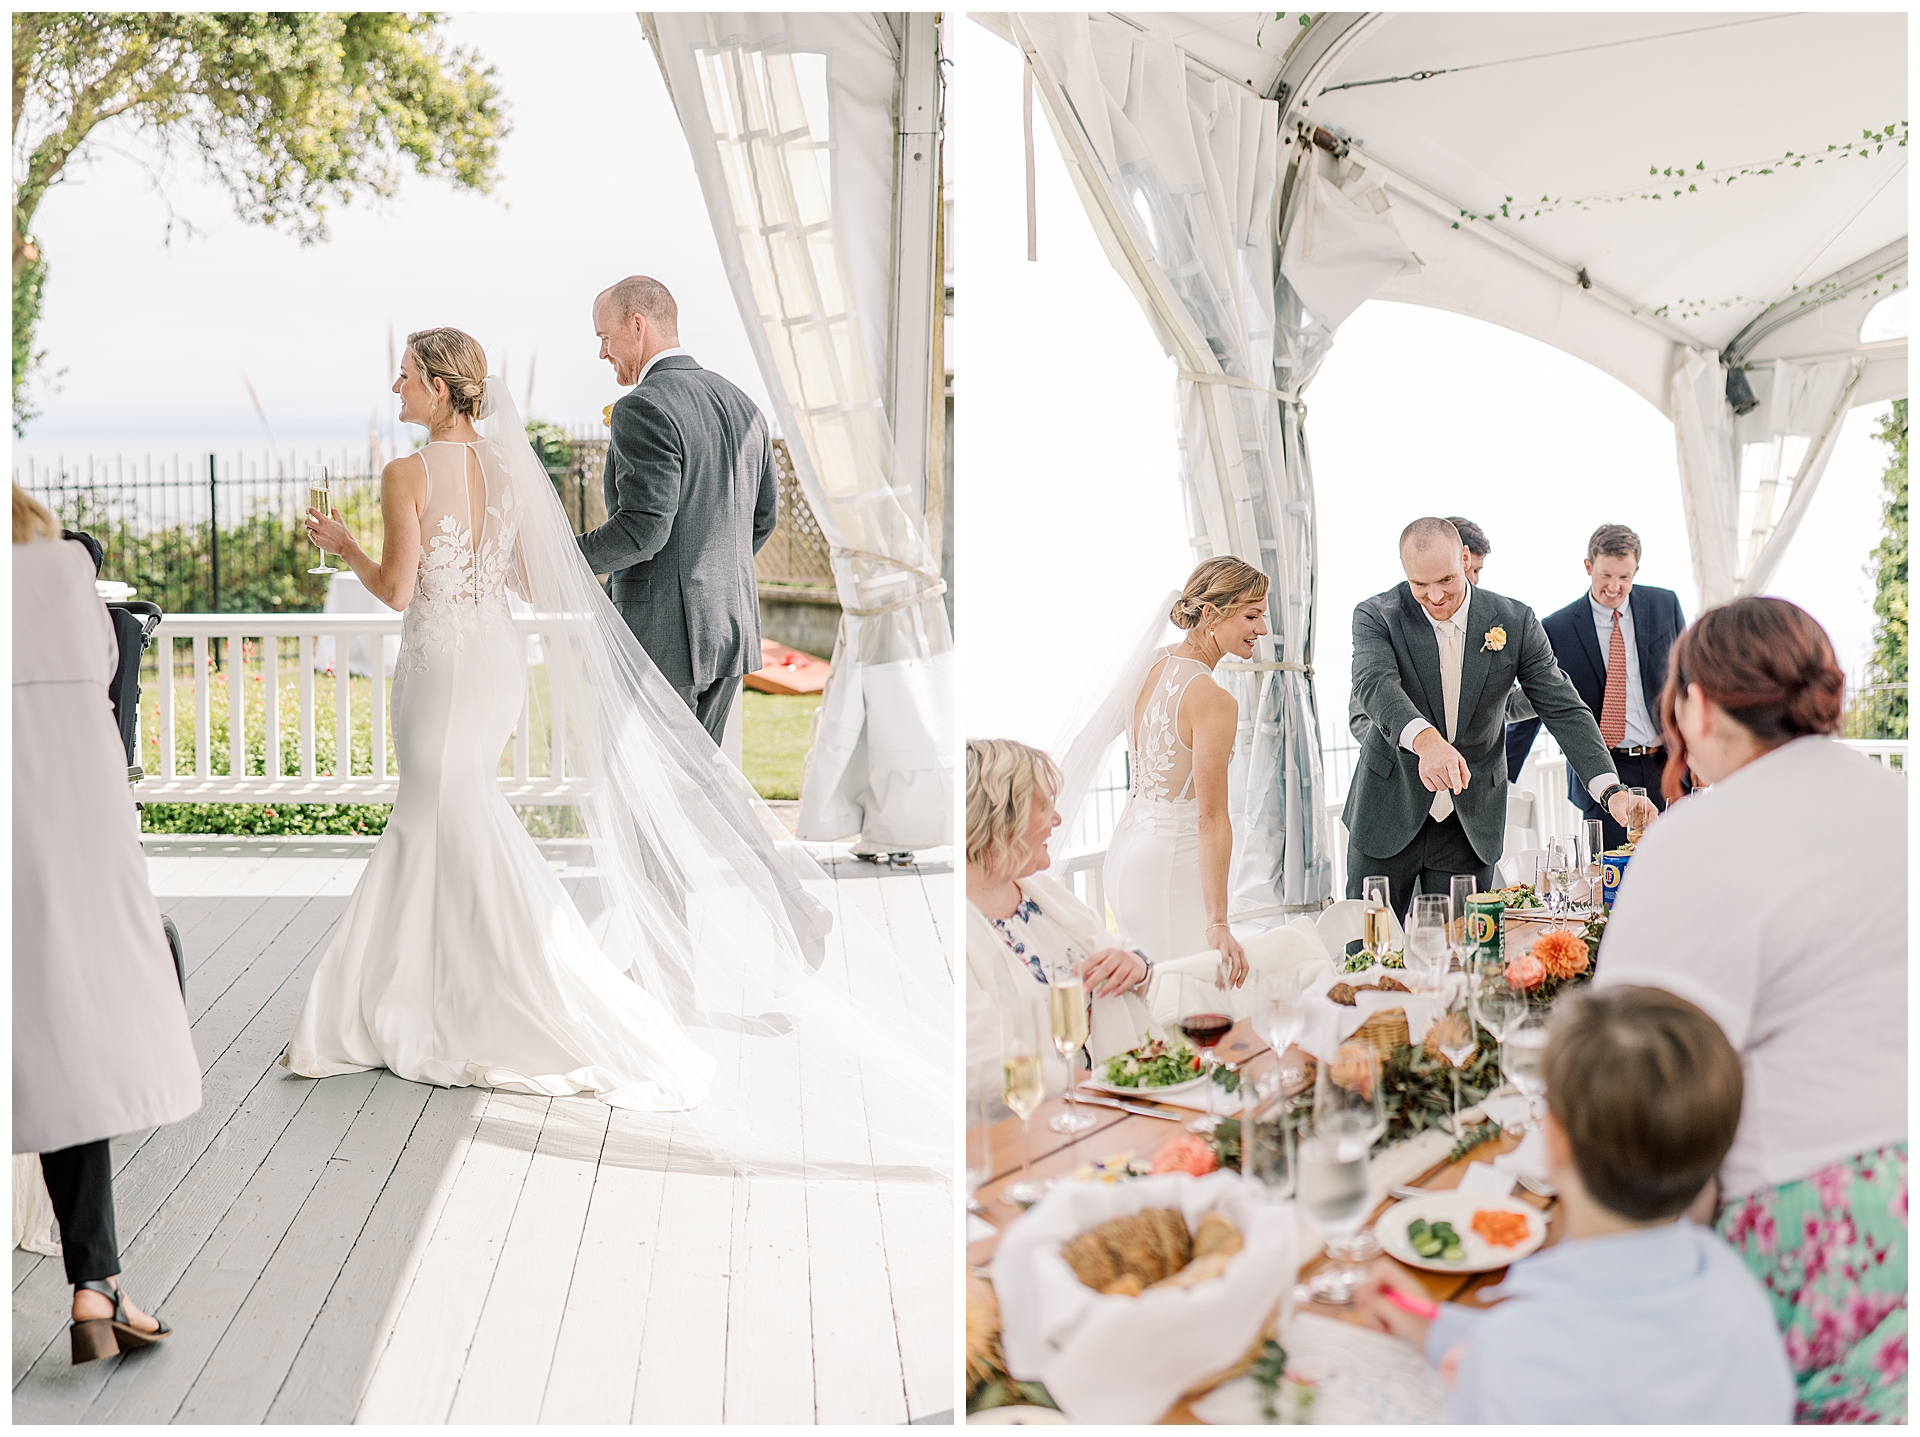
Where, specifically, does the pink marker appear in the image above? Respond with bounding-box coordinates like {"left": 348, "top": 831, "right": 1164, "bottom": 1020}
{"left": 1380, "top": 1286, "right": 1441, "bottom": 1322}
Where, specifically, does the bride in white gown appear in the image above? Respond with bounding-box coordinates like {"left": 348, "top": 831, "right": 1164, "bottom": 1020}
{"left": 284, "top": 328, "right": 946, "bottom": 1174}
{"left": 1057, "top": 559, "right": 1272, "bottom": 983}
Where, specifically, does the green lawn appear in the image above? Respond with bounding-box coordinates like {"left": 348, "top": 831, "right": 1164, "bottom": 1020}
{"left": 742, "top": 690, "right": 822, "bottom": 801}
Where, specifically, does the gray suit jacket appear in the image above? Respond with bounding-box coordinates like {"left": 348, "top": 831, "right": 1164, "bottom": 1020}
{"left": 1343, "top": 583, "right": 1614, "bottom": 865}
{"left": 577, "top": 355, "right": 778, "bottom": 690}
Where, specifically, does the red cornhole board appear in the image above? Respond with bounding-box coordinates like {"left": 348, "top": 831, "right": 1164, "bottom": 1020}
{"left": 744, "top": 639, "right": 830, "bottom": 696}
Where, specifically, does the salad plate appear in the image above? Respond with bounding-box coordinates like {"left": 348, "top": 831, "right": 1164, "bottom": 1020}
{"left": 1376, "top": 1193, "right": 1547, "bottom": 1274}
{"left": 1090, "top": 1036, "right": 1215, "bottom": 1100}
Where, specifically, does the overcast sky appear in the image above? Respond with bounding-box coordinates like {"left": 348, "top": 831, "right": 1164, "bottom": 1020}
{"left": 955, "top": 15, "right": 1899, "bottom": 761}
{"left": 15, "top": 12, "right": 767, "bottom": 469}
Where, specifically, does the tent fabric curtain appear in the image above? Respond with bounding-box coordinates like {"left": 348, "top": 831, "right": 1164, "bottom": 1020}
{"left": 1013, "top": 13, "right": 1332, "bottom": 915}
{"left": 646, "top": 13, "right": 953, "bottom": 850}
{"left": 1673, "top": 348, "right": 1866, "bottom": 607}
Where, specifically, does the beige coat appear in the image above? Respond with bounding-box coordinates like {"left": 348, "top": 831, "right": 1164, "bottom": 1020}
{"left": 13, "top": 538, "right": 202, "bottom": 1154}
{"left": 965, "top": 872, "right": 1159, "bottom": 1116}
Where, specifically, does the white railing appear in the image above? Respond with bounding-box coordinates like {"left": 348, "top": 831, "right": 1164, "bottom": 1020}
{"left": 1842, "top": 738, "right": 1908, "bottom": 769}
{"left": 138, "top": 613, "right": 592, "bottom": 806}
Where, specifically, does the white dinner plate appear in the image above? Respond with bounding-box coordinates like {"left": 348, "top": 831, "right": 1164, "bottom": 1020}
{"left": 1083, "top": 1072, "right": 1211, "bottom": 1101}
{"left": 967, "top": 1405, "right": 1072, "bottom": 1424}
{"left": 1376, "top": 1193, "right": 1548, "bottom": 1274}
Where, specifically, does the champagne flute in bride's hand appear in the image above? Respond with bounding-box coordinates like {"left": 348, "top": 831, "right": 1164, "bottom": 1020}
{"left": 306, "top": 468, "right": 338, "bottom": 576}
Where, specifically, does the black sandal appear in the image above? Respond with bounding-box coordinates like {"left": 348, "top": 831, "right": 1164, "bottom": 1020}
{"left": 70, "top": 1278, "right": 171, "bottom": 1364}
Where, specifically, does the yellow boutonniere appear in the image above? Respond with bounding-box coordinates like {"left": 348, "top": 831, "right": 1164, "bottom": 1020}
{"left": 602, "top": 402, "right": 614, "bottom": 428}
{"left": 1482, "top": 626, "right": 1507, "bottom": 653}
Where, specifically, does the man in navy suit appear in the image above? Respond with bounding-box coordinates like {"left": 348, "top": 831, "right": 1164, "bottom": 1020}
{"left": 1540, "top": 524, "right": 1689, "bottom": 851}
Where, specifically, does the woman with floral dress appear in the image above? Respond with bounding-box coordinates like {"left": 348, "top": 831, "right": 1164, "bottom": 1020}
{"left": 1596, "top": 598, "right": 1906, "bottom": 1422}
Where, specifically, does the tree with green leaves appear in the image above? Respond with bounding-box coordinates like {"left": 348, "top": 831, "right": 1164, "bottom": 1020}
{"left": 1864, "top": 399, "right": 1907, "bottom": 738}
{"left": 12, "top": 12, "right": 508, "bottom": 431}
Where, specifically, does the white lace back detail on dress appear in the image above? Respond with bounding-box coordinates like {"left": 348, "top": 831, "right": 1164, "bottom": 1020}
{"left": 399, "top": 441, "right": 520, "bottom": 673}
{"left": 1129, "top": 651, "right": 1212, "bottom": 803}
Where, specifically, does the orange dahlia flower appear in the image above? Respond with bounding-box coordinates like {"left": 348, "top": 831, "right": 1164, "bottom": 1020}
{"left": 1531, "top": 929, "right": 1591, "bottom": 981}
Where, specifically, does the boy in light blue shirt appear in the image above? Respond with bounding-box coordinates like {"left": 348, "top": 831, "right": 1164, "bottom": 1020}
{"left": 1359, "top": 985, "right": 1794, "bottom": 1423}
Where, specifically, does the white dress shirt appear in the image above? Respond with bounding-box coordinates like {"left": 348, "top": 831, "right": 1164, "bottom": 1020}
{"left": 1594, "top": 736, "right": 1907, "bottom": 1198}
{"left": 1590, "top": 593, "right": 1659, "bottom": 747}
{"left": 636, "top": 346, "right": 691, "bottom": 386}
{"left": 1400, "top": 601, "right": 1618, "bottom": 808}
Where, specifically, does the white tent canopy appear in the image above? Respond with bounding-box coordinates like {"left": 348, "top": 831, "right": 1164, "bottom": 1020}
{"left": 646, "top": 13, "right": 953, "bottom": 850}
{"left": 986, "top": 10, "right": 1906, "bottom": 913}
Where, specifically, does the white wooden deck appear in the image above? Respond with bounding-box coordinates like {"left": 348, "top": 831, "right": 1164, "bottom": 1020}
{"left": 13, "top": 835, "right": 955, "bottom": 1425}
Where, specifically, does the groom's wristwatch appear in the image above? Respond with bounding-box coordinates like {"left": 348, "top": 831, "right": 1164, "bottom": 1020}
{"left": 1598, "top": 782, "right": 1628, "bottom": 812}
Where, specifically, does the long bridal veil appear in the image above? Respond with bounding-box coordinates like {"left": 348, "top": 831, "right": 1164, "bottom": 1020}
{"left": 479, "top": 380, "right": 949, "bottom": 1179}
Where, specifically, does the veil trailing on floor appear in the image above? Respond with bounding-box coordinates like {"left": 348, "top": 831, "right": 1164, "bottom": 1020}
{"left": 479, "top": 380, "right": 949, "bottom": 1180}
{"left": 1047, "top": 590, "right": 1180, "bottom": 878}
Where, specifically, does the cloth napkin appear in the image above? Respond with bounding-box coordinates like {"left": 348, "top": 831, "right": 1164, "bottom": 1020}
{"left": 1145, "top": 927, "right": 1332, "bottom": 1031}
{"left": 1190, "top": 1309, "right": 1448, "bottom": 1424}
{"left": 991, "top": 1171, "right": 1298, "bottom": 1426}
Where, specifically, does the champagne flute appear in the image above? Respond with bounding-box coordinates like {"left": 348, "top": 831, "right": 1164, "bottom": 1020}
{"left": 1298, "top": 1041, "right": 1385, "bottom": 1305}
{"left": 1361, "top": 874, "right": 1393, "bottom": 962}
{"left": 1546, "top": 837, "right": 1576, "bottom": 928}
{"left": 1434, "top": 972, "right": 1478, "bottom": 1132}
{"left": 1406, "top": 894, "right": 1450, "bottom": 989}
{"left": 306, "top": 467, "right": 338, "bottom": 576}
{"left": 1448, "top": 874, "right": 1476, "bottom": 968}
{"left": 1472, "top": 952, "right": 1527, "bottom": 1094}
{"left": 1045, "top": 956, "right": 1096, "bottom": 1135}
{"left": 1000, "top": 1005, "right": 1046, "bottom": 1207}
{"left": 1254, "top": 990, "right": 1307, "bottom": 1094}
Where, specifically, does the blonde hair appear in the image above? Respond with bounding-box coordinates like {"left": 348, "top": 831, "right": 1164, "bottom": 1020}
{"left": 966, "top": 739, "right": 1062, "bottom": 877}
{"left": 1170, "top": 556, "right": 1269, "bottom": 631}
{"left": 12, "top": 483, "right": 59, "bottom": 544}
{"left": 406, "top": 327, "right": 491, "bottom": 420}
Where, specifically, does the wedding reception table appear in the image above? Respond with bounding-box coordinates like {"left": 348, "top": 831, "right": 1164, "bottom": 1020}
{"left": 968, "top": 915, "right": 1571, "bottom": 1423}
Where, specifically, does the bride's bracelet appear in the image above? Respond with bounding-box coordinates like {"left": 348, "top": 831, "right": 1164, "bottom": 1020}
{"left": 1206, "top": 921, "right": 1231, "bottom": 934}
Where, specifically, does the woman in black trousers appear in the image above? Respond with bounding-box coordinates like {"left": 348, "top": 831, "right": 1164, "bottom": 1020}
{"left": 13, "top": 486, "right": 202, "bottom": 1362}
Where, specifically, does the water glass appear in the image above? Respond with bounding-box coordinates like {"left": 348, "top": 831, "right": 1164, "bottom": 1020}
{"left": 1406, "top": 894, "right": 1450, "bottom": 987}
{"left": 1243, "top": 1089, "right": 1299, "bottom": 1203}
{"left": 1448, "top": 874, "right": 1476, "bottom": 965}
{"left": 1502, "top": 1012, "right": 1551, "bottom": 1133}
{"left": 1299, "top": 1041, "right": 1385, "bottom": 1305}
{"left": 1546, "top": 837, "right": 1576, "bottom": 925}
{"left": 1434, "top": 971, "right": 1478, "bottom": 1131}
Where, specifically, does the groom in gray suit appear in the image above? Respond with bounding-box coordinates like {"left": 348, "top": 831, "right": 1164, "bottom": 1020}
{"left": 1344, "top": 518, "right": 1656, "bottom": 914}
{"left": 579, "top": 275, "right": 777, "bottom": 744}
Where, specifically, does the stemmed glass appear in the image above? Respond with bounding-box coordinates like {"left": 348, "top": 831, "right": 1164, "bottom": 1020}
{"left": 1433, "top": 971, "right": 1478, "bottom": 1132}
{"left": 1360, "top": 875, "right": 1393, "bottom": 962}
{"left": 1297, "top": 1040, "right": 1386, "bottom": 1305}
{"left": 1243, "top": 1087, "right": 1299, "bottom": 1204}
{"left": 999, "top": 1004, "right": 1046, "bottom": 1207}
{"left": 1406, "top": 895, "right": 1450, "bottom": 989}
{"left": 1545, "top": 838, "right": 1576, "bottom": 928}
{"left": 1582, "top": 819, "right": 1605, "bottom": 913}
{"left": 1178, "top": 1007, "right": 1237, "bottom": 1136}
{"left": 1253, "top": 990, "right": 1306, "bottom": 1079}
{"left": 1472, "top": 952, "right": 1528, "bottom": 1094}
{"left": 306, "top": 467, "right": 338, "bottom": 576}
{"left": 1502, "top": 1011, "right": 1551, "bottom": 1136}
{"left": 1045, "top": 951, "right": 1096, "bottom": 1135}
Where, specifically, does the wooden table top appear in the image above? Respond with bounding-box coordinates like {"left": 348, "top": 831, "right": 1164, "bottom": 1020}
{"left": 970, "top": 915, "right": 1576, "bottom": 1422}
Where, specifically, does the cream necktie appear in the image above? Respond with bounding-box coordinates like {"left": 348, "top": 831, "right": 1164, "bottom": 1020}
{"left": 1430, "top": 619, "right": 1462, "bottom": 822}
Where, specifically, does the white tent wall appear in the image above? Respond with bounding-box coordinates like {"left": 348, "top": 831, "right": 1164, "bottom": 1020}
{"left": 1009, "top": 13, "right": 1336, "bottom": 917}
{"left": 645, "top": 13, "right": 953, "bottom": 851}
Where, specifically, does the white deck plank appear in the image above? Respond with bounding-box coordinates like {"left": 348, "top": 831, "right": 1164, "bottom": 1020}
{"left": 175, "top": 1070, "right": 434, "bottom": 1424}
{"left": 354, "top": 1092, "right": 549, "bottom": 1424}
{"left": 266, "top": 1084, "right": 488, "bottom": 1423}
{"left": 83, "top": 1068, "right": 384, "bottom": 1424}
{"left": 537, "top": 1110, "right": 669, "bottom": 1425}
{"left": 807, "top": 1181, "right": 909, "bottom": 1424}
{"left": 919, "top": 869, "right": 956, "bottom": 974}
{"left": 628, "top": 1121, "right": 735, "bottom": 1425}
{"left": 447, "top": 1097, "right": 610, "bottom": 1424}
{"left": 881, "top": 1183, "right": 956, "bottom": 1422}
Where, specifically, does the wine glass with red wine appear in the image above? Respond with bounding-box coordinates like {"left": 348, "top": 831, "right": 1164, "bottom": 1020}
{"left": 1178, "top": 1009, "right": 1236, "bottom": 1135}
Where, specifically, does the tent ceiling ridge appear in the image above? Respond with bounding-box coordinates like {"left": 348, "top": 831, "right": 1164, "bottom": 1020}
{"left": 1350, "top": 146, "right": 1702, "bottom": 351}
{"left": 1724, "top": 237, "right": 1909, "bottom": 368}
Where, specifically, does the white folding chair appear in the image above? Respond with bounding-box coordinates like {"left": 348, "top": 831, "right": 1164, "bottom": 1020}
{"left": 1504, "top": 787, "right": 1541, "bottom": 859}
{"left": 1316, "top": 897, "right": 1404, "bottom": 958}
{"left": 1499, "top": 847, "right": 1548, "bottom": 888}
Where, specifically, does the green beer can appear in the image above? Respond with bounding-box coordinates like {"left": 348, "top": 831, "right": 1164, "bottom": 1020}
{"left": 1466, "top": 893, "right": 1505, "bottom": 968}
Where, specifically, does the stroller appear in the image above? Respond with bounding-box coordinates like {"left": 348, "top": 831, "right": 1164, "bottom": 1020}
{"left": 70, "top": 530, "right": 188, "bottom": 999}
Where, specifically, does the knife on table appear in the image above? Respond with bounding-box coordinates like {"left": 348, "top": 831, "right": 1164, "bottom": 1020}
{"left": 1071, "top": 1093, "right": 1185, "bottom": 1121}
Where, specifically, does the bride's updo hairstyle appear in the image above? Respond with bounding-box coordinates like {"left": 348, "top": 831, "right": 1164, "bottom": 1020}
{"left": 966, "top": 738, "right": 1063, "bottom": 880}
{"left": 1657, "top": 596, "right": 1844, "bottom": 802}
{"left": 407, "top": 327, "right": 493, "bottom": 421}
{"left": 1170, "top": 556, "right": 1269, "bottom": 633}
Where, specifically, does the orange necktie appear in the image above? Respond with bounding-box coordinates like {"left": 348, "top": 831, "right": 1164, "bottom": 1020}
{"left": 1600, "top": 608, "right": 1628, "bottom": 748}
